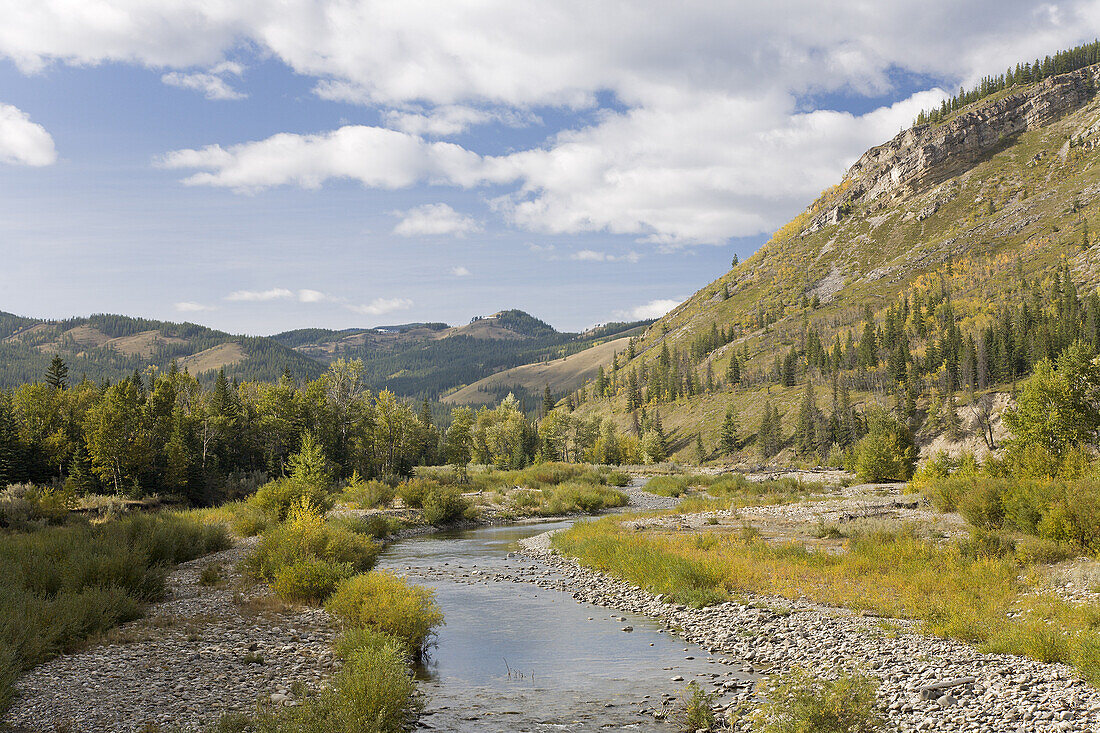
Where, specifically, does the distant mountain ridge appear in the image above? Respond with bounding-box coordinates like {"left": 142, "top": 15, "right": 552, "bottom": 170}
{"left": 0, "top": 308, "right": 653, "bottom": 401}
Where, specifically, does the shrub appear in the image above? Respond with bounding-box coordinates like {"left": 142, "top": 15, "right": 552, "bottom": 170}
{"left": 850, "top": 409, "right": 914, "bottom": 482}
{"left": 199, "top": 562, "right": 224, "bottom": 586}
{"left": 673, "top": 682, "right": 717, "bottom": 731}
{"left": 339, "top": 476, "right": 394, "bottom": 510}
{"left": 604, "top": 470, "right": 630, "bottom": 487}
{"left": 752, "top": 667, "right": 885, "bottom": 733}
{"left": 0, "top": 484, "right": 74, "bottom": 529}
{"left": 645, "top": 475, "right": 692, "bottom": 497}
{"left": 396, "top": 478, "right": 438, "bottom": 509}
{"left": 421, "top": 484, "right": 469, "bottom": 525}
{"left": 272, "top": 559, "right": 354, "bottom": 604}
{"left": 0, "top": 512, "right": 228, "bottom": 713}
{"left": 245, "top": 501, "right": 379, "bottom": 602}
{"left": 326, "top": 571, "right": 443, "bottom": 656}
{"left": 250, "top": 477, "right": 334, "bottom": 522}
{"left": 956, "top": 529, "right": 1016, "bottom": 560}
{"left": 958, "top": 481, "right": 1005, "bottom": 530}
{"left": 540, "top": 483, "right": 627, "bottom": 515}
{"left": 233, "top": 628, "right": 420, "bottom": 733}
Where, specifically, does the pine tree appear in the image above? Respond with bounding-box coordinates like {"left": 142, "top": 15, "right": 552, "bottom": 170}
{"left": 720, "top": 405, "right": 739, "bottom": 454}
{"left": 694, "top": 433, "right": 706, "bottom": 464}
{"left": 727, "top": 355, "right": 741, "bottom": 385}
{"left": 45, "top": 355, "right": 69, "bottom": 390}
{"left": 794, "top": 382, "right": 820, "bottom": 455}
{"left": 758, "top": 401, "right": 780, "bottom": 460}
{"left": 542, "top": 385, "right": 554, "bottom": 416}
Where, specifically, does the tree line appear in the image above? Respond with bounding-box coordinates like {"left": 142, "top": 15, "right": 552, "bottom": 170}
{"left": 914, "top": 39, "right": 1100, "bottom": 127}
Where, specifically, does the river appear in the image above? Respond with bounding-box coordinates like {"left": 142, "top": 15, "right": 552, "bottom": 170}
{"left": 375, "top": 516, "right": 748, "bottom": 732}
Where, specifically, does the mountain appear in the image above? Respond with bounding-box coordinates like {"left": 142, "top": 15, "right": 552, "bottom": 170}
{"left": 0, "top": 308, "right": 653, "bottom": 401}
{"left": 274, "top": 310, "right": 652, "bottom": 401}
{"left": 568, "top": 59, "right": 1100, "bottom": 461}
{"left": 0, "top": 312, "right": 324, "bottom": 386}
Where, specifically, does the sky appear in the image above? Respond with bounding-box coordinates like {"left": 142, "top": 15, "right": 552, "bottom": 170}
{"left": 1, "top": 2, "right": 1100, "bottom": 335}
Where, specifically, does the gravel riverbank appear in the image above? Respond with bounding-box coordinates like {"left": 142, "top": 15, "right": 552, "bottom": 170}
{"left": 4, "top": 539, "right": 338, "bottom": 733}
{"left": 515, "top": 529, "right": 1100, "bottom": 733}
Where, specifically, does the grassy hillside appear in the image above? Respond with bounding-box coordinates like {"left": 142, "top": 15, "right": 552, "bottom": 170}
{"left": 443, "top": 336, "right": 633, "bottom": 407}
{"left": 570, "top": 62, "right": 1100, "bottom": 463}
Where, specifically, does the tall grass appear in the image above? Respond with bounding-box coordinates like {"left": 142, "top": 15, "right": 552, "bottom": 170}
{"left": 553, "top": 518, "right": 1100, "bottom": 682}
{"left": 0, "top": 512, "right": 229, "bottom": 712}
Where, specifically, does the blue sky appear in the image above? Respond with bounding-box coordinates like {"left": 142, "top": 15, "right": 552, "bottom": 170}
{"left": 1, "top": 2, "right": 1098, "bottom": 335}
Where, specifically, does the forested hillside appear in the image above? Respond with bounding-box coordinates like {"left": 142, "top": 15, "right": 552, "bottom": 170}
{"left": 563, "top": 53, "right": 1100, "bottom": 466}
{"left": 0, "top": 308, "right": 652, "bottom": 403}
{"left": 0, "top": 313, "right": 323, "bottom": 387}
{"left": 274, "top": 310, "right": 652, "bottom": 400}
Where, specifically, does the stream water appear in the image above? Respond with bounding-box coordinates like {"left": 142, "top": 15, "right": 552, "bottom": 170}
{"left": 375, "top": 518, "right": 747, "bottom": 732}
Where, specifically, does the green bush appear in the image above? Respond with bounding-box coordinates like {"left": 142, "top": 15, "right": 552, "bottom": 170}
{"left": 326, "top": 571, "right": 443, "bottom": 656}
{"left": 0, "top": 484, "right": 75, "bottom": 530}
{"left": 645, "top": 475, "right": 693, "bottom": 497}
{"left": 673, "top": 682, "right": 717, "bottom": 731}
{"left": 250, "top": 477, "right": 334, "bottom": 521}
{"left": 272, "top": 559, "right": 354, "bottom": 604}
{"left": 218, "top": 628, "right": 420, "bottom": 733}
{"left": 421, "top": 485, "right": 469, "bottom": 525}
{"left": 540, "top": 483, "right": 627, "bottom": 515}
{"left": 604, "top": 470, "right": 631, "bottom": 487}
{"left": 753, "top": 667, "right": 885, "bottom": 733}
{"left": 245, "top": 502, "right": 379, "bottom": 602}
{"left": 339, "top": 475, "right": 394, "bottom": 510}
{"left": 850, "top": 409, "right": 914, "bottom": 482}
{"left": 920, "top": 474, "right": 1100, "bottom": 553}
{"left": 396, "top": 478, "right": 438, "bottom": 509}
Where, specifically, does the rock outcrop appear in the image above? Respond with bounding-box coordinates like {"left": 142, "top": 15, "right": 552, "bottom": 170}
{"left": 807, "top": 64, "right": 1100, "bottom": 231}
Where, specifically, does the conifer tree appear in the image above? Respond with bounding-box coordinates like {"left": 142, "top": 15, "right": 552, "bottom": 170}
{"left": 45, "top": 355, "right": 69, "bottom": 390}
{"left": 720, "top": 405, "right": 739, "bottom": 454}
{"left": 794, "top": 382, "right": 820, "bottom": 455}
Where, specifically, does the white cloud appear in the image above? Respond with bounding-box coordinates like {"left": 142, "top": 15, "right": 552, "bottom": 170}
{"left": 615, "top": 298, "right": 680, "bottom": 320}
{"left": 452, "top": 266, "right": 471, "bottom": 276}
{"left": 225, "top": 287, "right": 294, "bottom": 302}
{"left": 393, "top": 203, "right": 483, "bottom": 237}
{"left": 12, "top": 1, "right": 1100, "bottom": 242}
{"left": 158, "top": 126, "right": 506, "bottom": 191}
{"left": 346, "top": 297, "right": 413, "bottom": 316}
{"left": 174, "top": 301, "right": 215, "bottom": 313}
{"left": 0, "top": 103, "right": 56, "bottom": 166}
{"left": 162, "top": 68, "right": 246, "bottom": 100}
{"left": 377, "top": 105, "right": 541, "bottom": 137}
{"left": 297, "top": 289, "right": 330, "bottom": 303}
{"left": 571, "top": 249, "right": 641, "bottom": 263}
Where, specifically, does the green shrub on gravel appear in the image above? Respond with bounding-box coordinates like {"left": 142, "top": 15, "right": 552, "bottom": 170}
{"left": 0, "top": 512, "right": 229, "bottom": 713}
{"left": 751, "top": 667, "right": 885, "bottom": 733}
{"left": 326, "top": 571, "right": 443, "bottom": 656}
{"left": 245, "top": 501, "right": 379, "bottom": 603}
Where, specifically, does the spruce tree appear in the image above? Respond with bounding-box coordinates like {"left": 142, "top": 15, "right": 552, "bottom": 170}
{"left": 45, "top": 355, "right": 69, "bottom": 390}
{"left": 795, "top": 382, "right": 820, "bottom": 455}
{"left": 720, "top": 405, "right": 739, "bottom": 454}
{"left": 542, "top": 385, "right": 554, "bottom": 416}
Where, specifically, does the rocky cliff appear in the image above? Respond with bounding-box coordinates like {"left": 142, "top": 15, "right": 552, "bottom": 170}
{"left": 806, "top": 64, "right": 1100, "bottom": 232}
